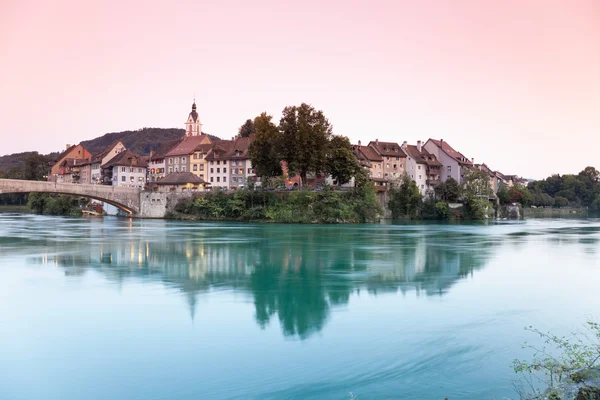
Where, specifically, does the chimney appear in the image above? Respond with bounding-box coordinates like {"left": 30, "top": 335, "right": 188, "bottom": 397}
{"left": 358, "top": 140, "right": 361, "bottom": 146}
{"left": 440, "top": 139, "right": 443, "bottom": 148}
{"left": 417, "top": 140, "right": 422, "bottom": 152}
{"left": 375, "top": 139, "right": 379, "bottom": 145}
{"left": 66, "top": 144, "right": 71, "bottom": 150}
{"left": 471, "top": 158, "right": 474, "bottom": 164}
{"left": 401, "top": 141, "right": 407, "bottom": 149}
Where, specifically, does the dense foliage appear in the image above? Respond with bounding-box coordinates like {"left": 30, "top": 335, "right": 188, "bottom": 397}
{"left": 247, "top": 104, "right": 361, "bottom": 186}
{"left": 526, "top": 166, "right": 600, "bottom": 209}
{"left": 80, "top": 127, "right": 197, "bottom": 155}
{"left": 238, "top": 119, "right": 256, "bottom": 138}
{"left": 170, "top": 184, "right": 381, "bottom": 224}
{"left": 27, "top": 193, "right": 83, "bottom": 216}
{"left": 388, "top": 175, "right": 421, "bottom": 219}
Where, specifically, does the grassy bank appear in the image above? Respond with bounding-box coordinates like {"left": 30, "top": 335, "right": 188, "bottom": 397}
{"left": 523, "top": 207, "right": 592, "bottom": 218}
{"left": 0, "top": 204, "right": 30, "bottom": 213}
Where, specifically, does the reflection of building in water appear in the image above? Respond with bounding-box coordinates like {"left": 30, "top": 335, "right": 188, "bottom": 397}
{"left": 25, "top": 222, "right": 497, "bottom": 339}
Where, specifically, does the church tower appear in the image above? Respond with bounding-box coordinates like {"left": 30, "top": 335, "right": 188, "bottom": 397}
{"left": 185, "top": 101, "right": 202, "bottom": 136}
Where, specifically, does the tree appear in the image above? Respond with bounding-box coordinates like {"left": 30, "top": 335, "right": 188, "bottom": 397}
{"left": 279, "top": 103, "right": 332, "bottom": 184}
{"left": 238, "top": 119, "right": 256, "bottom": 138}
{"left": 248, "top": 112, "right": 282, "bottom": 178}
{"left": 24, "top": 153, "right": 49, "bottom": 181}
{"left": 434, "top": 178, "right": 461, "bottom": 202}
{"left": 463, "top": 169, "right": 493, "bottom": 200}
{"left": 325, "top": 136, "right": 358, "bottom": 186}
{"left": 388, "top": 174, "right": 422, "bottom": 219}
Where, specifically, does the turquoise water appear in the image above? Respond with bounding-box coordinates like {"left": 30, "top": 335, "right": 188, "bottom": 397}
{"left": 1, "top": 214, "right": 600, "bottom": 399}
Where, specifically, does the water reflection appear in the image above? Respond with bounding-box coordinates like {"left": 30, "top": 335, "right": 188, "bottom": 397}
{"left": 1, "top": 215, "right": 599, "bottom": 339}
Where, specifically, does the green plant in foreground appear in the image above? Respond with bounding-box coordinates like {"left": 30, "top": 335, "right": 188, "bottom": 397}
{"left": 512, "top": 320, "right": 600, "bottom": 399}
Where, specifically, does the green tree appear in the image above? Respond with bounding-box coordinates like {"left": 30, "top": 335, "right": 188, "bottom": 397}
{"left": 325, "top": 135, "right": 358, "bottom": 186}
{"left": 24, "top": 153, "right": 49, "bottom": 181}
{"left": 249, "top": 112, "right": 283, "bottom": 178}
{"left": 554, "top": 196, "right": 569, "bottom": 208}
{"left": 238, "top": 119, "right": 256, "bottom": 138}
{"left": 434, "top": 178, "right": 461, "bottom": 202}
{"left": 388, "top": 174, "right": 422, "bottom": 219}
{"left": 463, "top": 169, "right": 493, "bottom": 200}
{"left": 279, "top": 103, "right": 332, "bottom": 184}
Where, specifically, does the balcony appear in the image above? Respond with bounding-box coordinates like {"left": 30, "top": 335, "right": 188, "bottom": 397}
{"left": 426, "top": 179, "right": 441, "bottom": 186}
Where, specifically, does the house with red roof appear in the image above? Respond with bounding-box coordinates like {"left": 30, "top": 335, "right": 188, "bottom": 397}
{"left": 424, "top": 139, "right": 473, "bottom": 184}
{"left": 48, "top": 144, "right": 91, "bottom": 182}
{"left": 367, "top": 139, "right": 406, "bottom": 181}
{"left": 401, "top": 140, "right": 442, "bottom": 195}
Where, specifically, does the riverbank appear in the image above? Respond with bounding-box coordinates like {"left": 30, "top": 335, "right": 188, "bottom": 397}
{"left": 523, "top": 206, "right": 592, "bottom": 218}
{"left": 0, "top": 205, "right": 29, "bottom": 213}
{"left": 168, "top": 188, "right": 382, "bottom": 223}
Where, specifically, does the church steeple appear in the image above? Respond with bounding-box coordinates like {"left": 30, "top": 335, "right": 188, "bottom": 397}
{"left": 185, "top": 99, "right": 201, "bottom": 136}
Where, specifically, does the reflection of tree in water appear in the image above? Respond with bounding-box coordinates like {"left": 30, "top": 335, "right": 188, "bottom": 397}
{"left": 20, "top": 219, "right": 501, "bottom": 339}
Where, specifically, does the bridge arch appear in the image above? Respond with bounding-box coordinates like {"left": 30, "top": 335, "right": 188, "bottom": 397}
{"left": 0, "top": 179, "right": 141, "bottom": 214}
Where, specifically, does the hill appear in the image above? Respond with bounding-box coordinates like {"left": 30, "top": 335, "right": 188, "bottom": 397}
{"left": 0, "top": 128, "right": 222, "bottom": 173}
{"left": 80, "top": 127, "right": 186, "bottom": 156}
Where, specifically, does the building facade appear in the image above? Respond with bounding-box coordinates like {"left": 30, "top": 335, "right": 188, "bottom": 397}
{"left": 424, "top": 139, "right": 473, "bottom": 184}
{"left": 368, "top": 140, "right": 406, "bottom": 181}
{"left": 104, "top": 150, "right": 148, "bottom": 188}
{"left": 48, "top": 144, "right": 91, "bottom": 182}
{"left": 402, "top": 141, "right": 442, "bottom": 195}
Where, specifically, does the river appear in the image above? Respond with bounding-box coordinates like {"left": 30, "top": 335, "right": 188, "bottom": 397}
{"left": 1, "top": 214, "right": 599, "bottom": 399}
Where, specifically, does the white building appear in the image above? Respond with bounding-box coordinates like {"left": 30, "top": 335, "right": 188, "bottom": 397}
{"left": 104, "top": 150, "right": 148, "bottom": 188}
{"left": 401, "top": 141, "right": 442, "bottom": 195}
{"left": 205, "top": 140, "right": 233, "bottom": 188}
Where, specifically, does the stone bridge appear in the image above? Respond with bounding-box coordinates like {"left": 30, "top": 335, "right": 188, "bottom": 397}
{"left": 0, "top": 179, "right": 144, "bottom": 214}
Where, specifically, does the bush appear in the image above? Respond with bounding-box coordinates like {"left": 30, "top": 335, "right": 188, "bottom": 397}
{"left": 554, "top": 196, "right": 569, "bottom": 208}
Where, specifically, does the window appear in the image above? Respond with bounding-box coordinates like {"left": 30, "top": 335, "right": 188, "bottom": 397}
{"left": 421, "top": 185, "right": 424, "bottom": 189}
{"left": 181, "top": 166, "right": 186, "bottom": 172}
{"left": 138, "top": 177, "right": 144, "bottom": 182}
{"left": 210, "top": 177, "right": 214, "bottom": 182}
{"left": 396, "top": 157, "right": 399, "bottom": 161}
{"left": 223, "top": 168, "right": 226, "bottom": 173}
{"left": 393, "top": 164, "right": 397, "bottom": 169}
{"left": 418, "top": 165, "right": 421, "bottom": 170}
{"left": 121, "top": 167, "right": 125, "bottom": 172}
{"left": 139, "top": 168, "right": 143, "bottom": 173}
{"left": 248, "top": 168, "right": 252, "bottom": 174}
{"left": 447, "top": 166, "right": 452, "bottom": 172}
{"left": 168, "top": 167, "right": 173, "bottom": 173}
{"left": 223, "top": 161, "right": 226, "bottom": 165}
{"left": 130, "top": 176, "right": 134, "bottom": 182}
{"left": 210, "top": 168, "right": 213, "bottom": 173}
{"left": 121, "top": 176, "right": 126, "bottom": 182}
{"left": 217, "top": 160, "right": 220, "bottom": 165}
{"left": 223, "top": 177, "right": 226, "bottom": 182}
{"left": 419, "top": 175, "right": 422, "bottom": 179}
{"left": 200, "top": 165, "right": 204, "bottom": 171}
{"left": 386, "top": 164, "right": 390, "bottom": 168}
{"left": 217, "top": 177, "right": 220, "bottom": 182}
{"left": 182, "top": 157, "right": 186, "bottom": 163}
{"left": 200, "top": 174, "right": 204, "bottom": 179}
{"left": 130, "top": 168, "right": 134, "bottom": 173}
{"left": 387, "top": 157, "right": 390, "bottom": 161}
{"left": 175, "top": 167, "right": 178, "bottom": 172}
{"left": 232, "top": 177, "right": 237, "bottom": 182}
{"left": 217, "top": 168, "right": 220, "bottom": 173}
{"left": 193, "top": 164, "right": 198, "bottom": 171}
{"left": 210, "top": 161, "right": 214, "bottom": 165}
{"left": 193, "top": 154, "right": 198, "bottom": 159}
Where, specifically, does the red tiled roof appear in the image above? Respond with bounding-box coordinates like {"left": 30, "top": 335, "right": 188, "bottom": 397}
{"left": 150, "top": 139, "right": 182, "bottom": 160}
{"left": 357, "top": 145, "right": 382, "bottom": 162}
{"left": 403, "top": 144, "right": 442, "bottom": 167}
{"left": 227, "top": 135, "right": 254, "bottom": 159}
{"left": 428, "top": 139, "right": 473, "bottom": 166}
{"left": 155, "top": 172, "right": 205, "bottom": 185}
{"left": 368, "top": 141, "right": 406, "bottom": 157}
{"left": 204, "top": 140, "right": 235, "bottom": 161}
{"left": 166, "top": 135, "right": 211, "bottom": 157}
{"left": 104, "top": 150, "right": 148, "bottom": 168}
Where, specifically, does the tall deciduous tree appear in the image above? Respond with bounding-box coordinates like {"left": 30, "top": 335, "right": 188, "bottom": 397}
{"left": 279, "top": 103, "right": 332, "bottom": 183}
{"left": 388, "top": 174, "right": 422, "bottom": 218}
{"left": 238, "top": 119, "right": 256, "bottom": 138}
{"left": 326, "top": 136, "right": 358, "bottom": 186}
{"left": 249, "top": 113, "right": 282, "bottom": 178}
{"left": 24, "top": 153, "right": 49, "bottom": 181}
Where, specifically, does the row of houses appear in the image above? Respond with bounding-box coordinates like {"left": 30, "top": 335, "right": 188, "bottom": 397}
{"left": 48, "top": 102, "right": 525, "bottom": 195}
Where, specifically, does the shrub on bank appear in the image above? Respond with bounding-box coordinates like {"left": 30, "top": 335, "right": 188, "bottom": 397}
{"left": 169, "top": 186, "right": 382, "bottom": 224}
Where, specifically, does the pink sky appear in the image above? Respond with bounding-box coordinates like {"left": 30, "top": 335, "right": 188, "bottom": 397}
{"left": 1, "top": 0, "right": 599, "bottom": 178}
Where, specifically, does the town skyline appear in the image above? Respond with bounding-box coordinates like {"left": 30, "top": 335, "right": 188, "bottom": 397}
{"left": 2, "top": 0, "right": 599, "bottom": 179}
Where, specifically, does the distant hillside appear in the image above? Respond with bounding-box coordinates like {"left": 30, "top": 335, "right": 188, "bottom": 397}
{"left": 0, "top": 151, "right": 59, "bottom": 175}
{"left": 80, "top": 127, "right": 186, "bottom": 156}
{"left": 0, "top": 128, "right": 222, "bottom": 172}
